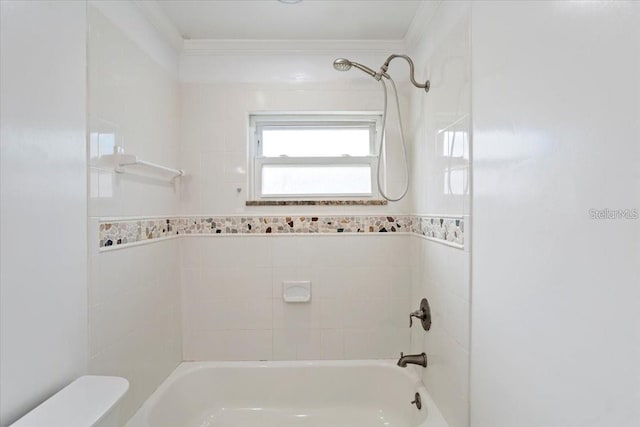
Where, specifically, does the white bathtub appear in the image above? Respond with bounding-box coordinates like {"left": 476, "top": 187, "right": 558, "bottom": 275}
{"left": 126, "top": 360, "right": 449, "bottom": 427}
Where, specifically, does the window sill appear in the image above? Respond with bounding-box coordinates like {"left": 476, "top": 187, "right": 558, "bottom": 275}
{"left": 245, "top": 200, "right": 388, "bottom": 206}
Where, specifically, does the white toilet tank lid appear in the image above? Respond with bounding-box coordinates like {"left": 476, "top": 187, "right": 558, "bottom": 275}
{"left": 11, "top": 376, "right": 129, "bottom": 427}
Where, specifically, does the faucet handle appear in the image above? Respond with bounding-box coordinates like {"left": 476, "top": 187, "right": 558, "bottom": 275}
{"left": 409, "top": 298, "right": 432, "bottom": 331}
{"left": 409, "top": 309, "right": 425, "bottom": 327}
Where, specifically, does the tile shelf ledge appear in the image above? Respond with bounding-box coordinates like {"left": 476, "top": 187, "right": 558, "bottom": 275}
{"left": 245, "top": 200, "right": 388, "bottom": 206}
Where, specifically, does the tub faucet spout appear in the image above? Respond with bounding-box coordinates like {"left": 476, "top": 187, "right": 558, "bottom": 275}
{"left": 397, "top": 352, "right": 427, "bottom": 368}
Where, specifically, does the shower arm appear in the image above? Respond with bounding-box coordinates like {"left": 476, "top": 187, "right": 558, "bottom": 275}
{"left": 379, "top": 54, "right": 430, "bottom": 93}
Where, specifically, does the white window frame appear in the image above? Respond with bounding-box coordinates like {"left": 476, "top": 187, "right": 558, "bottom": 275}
{"left": 248, "top": 113, "right": 382, "bottom": 200}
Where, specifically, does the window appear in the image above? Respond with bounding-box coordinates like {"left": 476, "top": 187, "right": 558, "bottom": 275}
{"left": 249, "top": 113, "right": 381, "bottom": 200}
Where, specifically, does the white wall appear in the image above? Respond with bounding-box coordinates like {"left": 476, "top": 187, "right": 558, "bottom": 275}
{"left": 178, "top": 76, "right": 411, "bottom": 216}
{"left": 408, "top": 2, "right": 472, "bottom": 427}
{"left": 177, "top": 51, "right": 415, "bottom": 360}
{"left": 470, "top": 2, "right": 640, "bottom": 427}
{"left": 88, "top": 238, "right": 182, "bottom": 422}
{"left": 0, "top": 1, "right": 88, "bottom": 425}
{"left": 409, "top": 1, "right": 471, "bottom": 217}
{"left": 181, "top": 234, "right": 411, "bottom": 361}
{"left": 88, "top": 1, "right": 180, "bottom": 218}
{"left": 87, "top": 2, "right": 182, "bottom": 423}
{"left": 410, "top": 237, "right": 470, "bottom": 427}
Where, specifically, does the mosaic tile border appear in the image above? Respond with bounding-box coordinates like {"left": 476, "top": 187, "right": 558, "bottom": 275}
{"left": 99, "top": 215, "right": 464, "bottom": 249}
{"left": 175, "top": 215, "right": 411, "bottom": 235}
{"left": 99, "top": 219, "right": 177, "bottom": 248}
{"left": 410, "top": 216, "right": 464, "bottom": 247}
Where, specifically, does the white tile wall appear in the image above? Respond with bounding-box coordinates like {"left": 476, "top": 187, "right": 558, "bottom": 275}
{"left": 180, "top": 52, "right": 398, "bottom": 85}
{"left": 408, "top": 1, "right": 471, "bottom": 217}
{"left": 86, "top": 3, "right": 182, "bottom": 424}
{"left": 89, "top": 0, "right": 178, "bottom": 75}
{"left": 84, "top": 5, "right": 473, "bottom": 427}
{"left": 410, "top": 236, "right": 470, "bottom": 427}
{"left": 178, "top": 82, "right": 412, "bottom": 215}
{"left": 181, "top": 235, "right": 411, "bottom": 361}
{"left": 177, "top": 61, "right": 419, "bottom": 365}
{"left": 88, "top": 239, "right": 182, "bottom": 423}
{"left": 88, "top": 4, "right": 180, "bottom": 219}
{"left": 407, "top": 2, "right": 472, "bottom": 427}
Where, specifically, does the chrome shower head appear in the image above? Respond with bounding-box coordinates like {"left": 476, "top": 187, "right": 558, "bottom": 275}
{"left": 333, "top": 58, "right": 352, "bottom": 72}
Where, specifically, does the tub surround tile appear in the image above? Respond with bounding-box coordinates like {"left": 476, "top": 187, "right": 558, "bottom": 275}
{"left": 320, "top": 329, "right": 345, "bottom": 360}
{"left": 99, "top": 215, "right": 464, "bottom": 248}
{"left": 273, "top": 329, "right": 323, "bottom": 360}
{"left": 181, "top": 234, "right": 413, "bottom": 362}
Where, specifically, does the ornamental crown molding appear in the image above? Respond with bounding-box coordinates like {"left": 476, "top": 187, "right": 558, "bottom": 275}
{"left": 181, "top": 39, "right": 407, "bottom": 56}
{"left": 132, "top": 0, "right": 441, "bottom": 57}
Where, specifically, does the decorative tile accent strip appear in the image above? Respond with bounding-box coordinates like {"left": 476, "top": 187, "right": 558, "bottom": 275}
{"left": 99, "top": 219, "right": 176, "bottom": 247}
{"left": 246, "top": 200, "right": 388, "bottom": 206}
{"left": 412, "top": 216, "right": 464, "bottom": 246}
{"left": 177, "top": 215, "right": 410, "bottom": 235}
{"left": 99, "top": 215, "right": 464, "bottom": 249}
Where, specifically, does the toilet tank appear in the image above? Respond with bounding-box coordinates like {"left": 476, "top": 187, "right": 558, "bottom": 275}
{"left": 10, "top": 376, "right": 129, "bottom": 427}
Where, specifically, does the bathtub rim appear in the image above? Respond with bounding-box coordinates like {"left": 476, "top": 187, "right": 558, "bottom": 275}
{"left": 125, "top": 359, "right": 449, "bottom": 427}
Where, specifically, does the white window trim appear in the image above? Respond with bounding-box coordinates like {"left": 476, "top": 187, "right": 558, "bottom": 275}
{"left": 248, "top": 112, "right": 382, "bottom": 200}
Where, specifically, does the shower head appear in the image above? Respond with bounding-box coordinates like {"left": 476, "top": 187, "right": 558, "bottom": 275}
{"left": 333, "top": 58, "right": 353, "bottom": 72}
{"left": 332, "top": 58, "right": 382, "bottom": 79}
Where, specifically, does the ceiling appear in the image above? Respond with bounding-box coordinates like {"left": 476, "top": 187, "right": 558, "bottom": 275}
{"left": 155, "top": 0, "right": 424, "bottom": 41}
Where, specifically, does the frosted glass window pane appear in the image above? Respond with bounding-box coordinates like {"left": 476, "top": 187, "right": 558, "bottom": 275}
{"left": 262, "top": 165, "right": 372, "bottom": 195}
{"left": 262, "top": 128, "right": 370, "bottom": 157}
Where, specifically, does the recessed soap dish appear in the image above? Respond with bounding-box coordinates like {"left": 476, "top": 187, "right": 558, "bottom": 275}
{"left": 283, "top": 281, "right": 311, "bottom": 303}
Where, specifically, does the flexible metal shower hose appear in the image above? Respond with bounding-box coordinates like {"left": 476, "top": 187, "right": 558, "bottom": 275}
{"left": 378, "top": 76, "right": 410, "bottom": 202}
